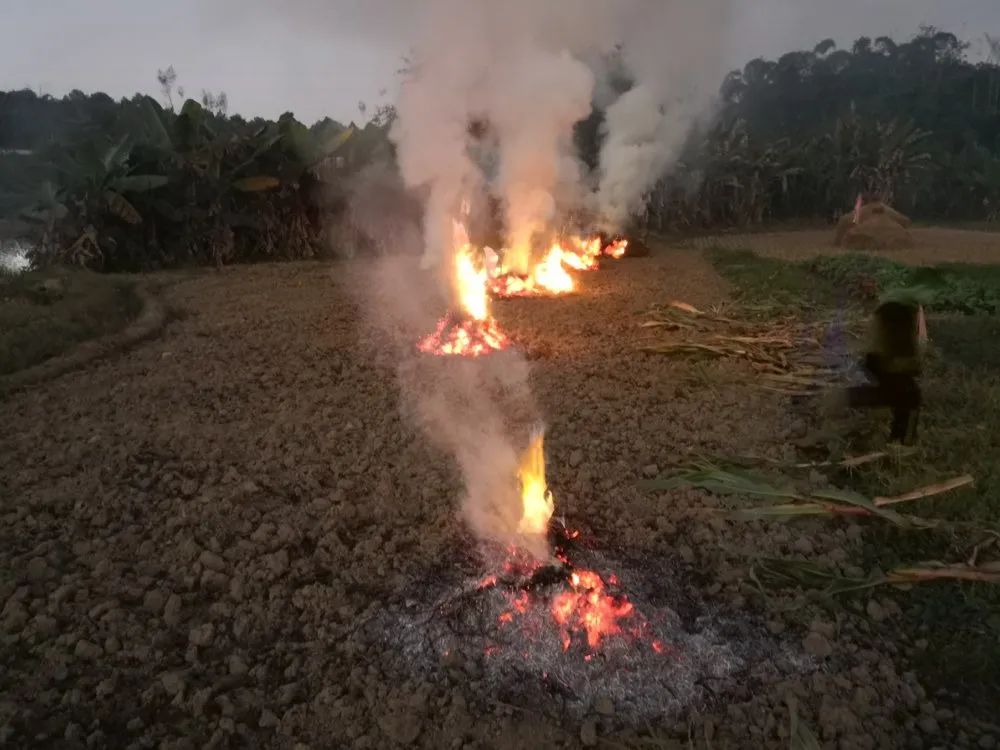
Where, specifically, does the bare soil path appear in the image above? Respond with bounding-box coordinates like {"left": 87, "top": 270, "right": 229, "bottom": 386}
{"left": 1, "top": 248, "right": 984, "bottom": 748}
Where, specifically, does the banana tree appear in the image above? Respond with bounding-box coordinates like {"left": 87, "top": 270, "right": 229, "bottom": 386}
{"left": 853, "top": 119, "right": 932, "bottom": 205}
{"left": 20, "top": 133, "right": 168, "bottom": 267}
{"left": 144, "top": 99, "right": 353, "bottom": 265}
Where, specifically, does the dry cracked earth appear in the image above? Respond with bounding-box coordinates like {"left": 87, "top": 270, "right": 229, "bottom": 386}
{"left": 1, "top": 246, "right": 993, "bottom": 749}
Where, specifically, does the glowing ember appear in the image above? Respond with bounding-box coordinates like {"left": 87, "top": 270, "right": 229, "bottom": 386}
{"left": 551, "top": 569, "right": 634, "bottom": 650}
{"left": 481, "top": 434, "right": 656, "bottom": 654}
{"left": 516, "top": 429, "right": 554, "bottom": 539}
{"left": 417, "top": 314, "right": 510, "bottom": 357}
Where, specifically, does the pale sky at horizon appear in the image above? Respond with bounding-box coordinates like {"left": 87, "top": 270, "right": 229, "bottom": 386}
{"left": 1, "top": 1, "right": 998, "bottom": 124}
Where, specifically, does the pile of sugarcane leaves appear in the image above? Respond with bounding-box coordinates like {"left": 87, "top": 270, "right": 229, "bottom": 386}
{"left": 640, "top": 300, "right": 861, "bottom": 395}
{"left": 643, "top": 459, "right": 1000, "bottom": 596}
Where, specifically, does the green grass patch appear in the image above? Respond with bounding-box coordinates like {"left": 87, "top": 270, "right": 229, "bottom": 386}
{"left": 809, "top": 254, "right": 1000, "bottom": 314}
{"left": 0, "top": 268, "right": 141, "bottom": 375}
{"left": 846, "top": 343, "right": 1000, "bottom": 714}
{"left": 710, "top": 246, "right": 1000, "bottom": 316}
{"left": 708, "top": 245, "right": 1000, "bottom": 717}
{"left": 706, "top": 247, "right": 842, "bottom": 316}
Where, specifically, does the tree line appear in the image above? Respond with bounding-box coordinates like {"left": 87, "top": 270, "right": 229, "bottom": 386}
{"left": 637, "top": 27, "right": 1000, "bottom": 229}
{"left": 1, "top": 26, "right": 999, "bottom": 271}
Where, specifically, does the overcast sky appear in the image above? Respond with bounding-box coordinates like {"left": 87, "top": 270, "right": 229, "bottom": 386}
{"left": 1, "top": 0, "right": 998, "bottom": 124}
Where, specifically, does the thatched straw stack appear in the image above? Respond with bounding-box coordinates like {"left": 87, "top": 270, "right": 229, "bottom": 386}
{"left": 834, "top": 201, "right": 913, "bottom": 249}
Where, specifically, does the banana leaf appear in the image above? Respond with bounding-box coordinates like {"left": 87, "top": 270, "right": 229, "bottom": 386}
{"left": 139, "top": 96, "right": 174, "bottom": 151}
{"left": 643, "top": 466, "right": 801, "bottom": 500}
{"left": 104, "top": 190, "right": 142, "bottom": 225}
{"left": 101, "top": 134, "right": 131, "bottom": 172}
{"left": 810, "top": 487, "right": 910, "bottom": 525}
{"left": 232, "top": 176, "right": 281, "bottom": 192}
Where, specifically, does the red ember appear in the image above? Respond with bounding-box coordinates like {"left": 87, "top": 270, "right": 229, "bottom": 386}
{"left": 417, "top": 314, "right": 511, "bottom": 357}
{"left": 550, "top": 569, "right": 635, "bottom": 650}
{"left": 485, "top": 528, "right": 664, "bottom": 657}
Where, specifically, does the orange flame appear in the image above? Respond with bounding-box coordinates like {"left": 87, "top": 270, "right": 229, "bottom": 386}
{"left": 562, "top": 236, "right": 603, "bottom": 270}
{"left": 454, "top": 244, "right": 489, "bottom": 321}
{"left": 516, "top": 429, "right": 554, "bottom": 539}
{"left": 531, "top": 245, "right": 574, "bottom": 294}
{"left": 417, "top": 220, "right": 512, "bottom": 357}
{"left": 604, "top": 238, "right": 628, "bottom": 259}
{"left": 487, "top": 235, "right": 626, "bottom": 298}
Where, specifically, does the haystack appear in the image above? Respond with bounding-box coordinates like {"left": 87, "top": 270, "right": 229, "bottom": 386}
{"left": 843, "top": 213, "right": 914, "bottom": 250}
{"left": 834, "top": 201, "right": 913, "bottom": 249}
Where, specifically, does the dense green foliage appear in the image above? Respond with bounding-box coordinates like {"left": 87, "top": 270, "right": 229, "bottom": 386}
{"left": 0, "top": 91, "right": 392, "bottom": 270}
{"left": 642, "top": 28, "right": 1000, "bottom": 229}
{"left": 810, "top": 254, "right": 1000, "bottom": 314}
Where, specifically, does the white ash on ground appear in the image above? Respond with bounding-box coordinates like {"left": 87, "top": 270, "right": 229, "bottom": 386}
{"left": 368, "top": 535, "right": 813, "bottom": 723}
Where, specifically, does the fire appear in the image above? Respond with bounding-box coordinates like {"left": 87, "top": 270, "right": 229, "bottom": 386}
{"left": 551, "top": 569, "right": 634, "bottom": 650}
{"left": 417, "top": 224, "right": 512, "bottom": 357}
{"left": 531, "top": 246, "right": 575, "bottom": 294}
{"left": 479, "top": 433, "right": 660, "bottom": 655}
{"left": 488, "top": 235, "right": 626, "bottom": 298}
{"left": 516, "top": 429, "right": 554, "bottom": 538}
{"left": 562, "top": 236, "right": 603, "bottom": 271}
{"left": 604, "top": 238, "right": 628, "bottom": 259}
{"left": 455, "top": 245, "right": 489, "bottom": 322}
{"left": 416, "top": 313, "right": 510, "bottom": 357}
{"left": 489, "top": 243, "right": 575, "bottom": 297}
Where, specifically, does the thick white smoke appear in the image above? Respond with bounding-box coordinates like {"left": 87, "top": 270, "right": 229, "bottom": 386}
{"left": 387, "top": 0, "right": 733, "bottom": 271}
{"left": 227, "top": 0, "right": 733, "bottom": 257}
{"left": 224, "top": 0, "right": 734, "bottom": 554}
{"left": 594, "top": 0, "right": 734, "bottom": 227}
{"left": 389, "top": 0, "right": 615, "bottom": 276}
{"left": 477, "top": 48, "right": 594, "bottom": 274}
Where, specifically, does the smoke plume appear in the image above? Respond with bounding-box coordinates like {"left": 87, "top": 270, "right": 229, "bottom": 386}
{"left": 386, "top": 0, "right": 733, "bottom": 275}
{"left": 236, "top": 0, "right": 735, "bottom": 554}
{"left": 594, "top": 0, "right": 734, "bottom": 227}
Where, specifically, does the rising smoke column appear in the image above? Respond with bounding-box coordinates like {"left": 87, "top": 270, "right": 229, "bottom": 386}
{"left": 216, "top": 0, "right": 736, "bottom": 556}
{"left": 472, "top": 48, "right": 594, "bottom": 275}
{"left": 594, "top": 0, "right": 734, "bottom": 229}
{"left": 382, "top": 0, "right": 735, "bottom": 556}
{"left": 389, "top": 0, "right": 623, "bottom": 279}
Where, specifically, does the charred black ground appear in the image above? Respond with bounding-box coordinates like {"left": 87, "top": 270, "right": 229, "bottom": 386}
{"left": 366, "top": 524, "right": 814, "bottom": 723}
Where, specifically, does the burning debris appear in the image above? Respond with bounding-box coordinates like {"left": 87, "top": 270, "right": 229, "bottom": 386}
{"left": 487, "top": 236, "right": 630, "bottom": 299}
{"left": 363, "top": 428, "right": 812, "bottom": 721}
{"left": 417, "top": 220, "right": 514, "bottom": 357}
{"left": 417, "top": 222, "right": 632, "bottom": 357}
{"left": 469, "top": 428, "right": 658, "bottom": 655}
{"left": 370, "top": 522, "right": 812, "bottom": 722}
{"left": 416, "top": 313, "right": 511, "bottom": 358}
